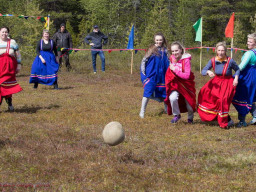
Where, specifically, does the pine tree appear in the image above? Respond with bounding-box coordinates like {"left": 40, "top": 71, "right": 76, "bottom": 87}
{"left": 172, "top": 0, "right": 195, "bottom": 47}
{"left": 66, "top": 20, "right": 79, "bottom": 47}
{"left": 0, "top": 0, "right": 46, "bottom": 59}
{"left": 140, "top": 0, "right": 173, "bottom": 48}
{"left": 250, "top": 14, "right": 256, "bottom": 33}
{"left": 233, "top": 19, "right": 246, "bottom": 49}
{"left": 198, "top": 0, "right": 231, "bottom": 46}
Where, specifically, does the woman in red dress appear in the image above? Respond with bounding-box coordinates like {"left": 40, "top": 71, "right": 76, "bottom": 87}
{"left": 0, "top": 27, "right": 22, "bottom": 111}
{"left": 198, "top": 42, "right": 240, "bottom": 129}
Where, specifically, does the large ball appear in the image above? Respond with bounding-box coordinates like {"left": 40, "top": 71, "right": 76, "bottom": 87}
{"left": 102, "top": 121, "right": 125, "bottom": 146}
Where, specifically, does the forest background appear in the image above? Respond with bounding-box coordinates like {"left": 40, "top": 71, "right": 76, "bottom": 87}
{"left": 0, "top": 1, "right": 256, "bottom": 190}
{"left": 0, "top": 0, "right": 256, "bottom": 61}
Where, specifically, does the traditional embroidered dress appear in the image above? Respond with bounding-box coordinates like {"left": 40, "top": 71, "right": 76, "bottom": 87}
{"left": 141, "top": 47, "right": 169, "bottom": 101}
{"left": 0, "top": 39, "right": 22, "bottom": 102}
{"left": 164, "top": 54, "right": 196, "bottom": 115}
{"left": 232, "top": 49, "right": 256, "bottom": 117}
{"left": 30, "top": 39, "right": 59, "bottom": 85}
{"left": 198, "top": 57, "right": 240, "bottom": 128}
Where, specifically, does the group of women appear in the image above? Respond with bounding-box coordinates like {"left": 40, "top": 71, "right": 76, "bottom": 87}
{"left": 0, "top": 25, "right": 256, "bottom": 129}
{"left": 0, "top": 27, "right": 59, "bottom": 111}
{"left": 139, "top": 32, "right": 256, "bottom": 129}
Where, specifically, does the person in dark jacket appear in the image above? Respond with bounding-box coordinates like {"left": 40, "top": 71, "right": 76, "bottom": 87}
{"left": 85, "top": 25, "right": 108, "bottom": 73}
{"left": 53, "top": 23, "right": 73, "bottom": 71}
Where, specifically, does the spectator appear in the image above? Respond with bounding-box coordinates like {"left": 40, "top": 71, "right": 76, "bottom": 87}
{"left": 85, "top": 25, "right": 108, "bottom": 73}
{"left": 53, "top": 23, "right": 73, "bottom": 71}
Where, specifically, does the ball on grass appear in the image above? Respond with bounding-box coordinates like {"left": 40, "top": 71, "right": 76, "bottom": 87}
{"left": 102, "top": 121, "right": 125, "bottom": 146}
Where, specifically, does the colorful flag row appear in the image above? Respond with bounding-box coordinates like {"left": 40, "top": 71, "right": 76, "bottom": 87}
{"left": 0, "top": 13, "right": 50, "bottom": 29}
{"left": 0, "top": 13, "right": 49, "bottom": 20}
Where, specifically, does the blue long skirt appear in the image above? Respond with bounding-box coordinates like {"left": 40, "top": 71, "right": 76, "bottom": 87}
{"left": 29, "top": 51, "right": 59, "bottom": 85}
{"left": 141, "top": 52, "right": 169, "bottom": 102}
{"left": 232, "top": 64, "right": 256, "bottom": 116}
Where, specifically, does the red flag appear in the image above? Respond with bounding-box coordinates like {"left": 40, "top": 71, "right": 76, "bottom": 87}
{"left": 225, "top": 12, "right": 235, "bottom": 38}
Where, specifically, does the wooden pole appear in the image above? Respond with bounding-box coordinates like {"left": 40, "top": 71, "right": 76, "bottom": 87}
{"left": 200, "top": 47, "right": 202, "bottom": 72}
{"left": 47, "top": 14, "right": 50, "bottom": 30}
{"left": 200, "top": 17, "right": 203, "bottom": 72}
{"left": 131, "top": 50, "right": 134, "bottom": 74}
{"left": 231, "top": 38, "right": 233, "bottom": 58}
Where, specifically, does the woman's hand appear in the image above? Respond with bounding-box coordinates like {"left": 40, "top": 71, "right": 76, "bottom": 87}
{"left": 233, "top": 76, "right": 238, "bottom": 86}
{"left": 207, "top": 70, "right": 215, "bottom": 78}
{"left": 16, "top": 64, "right": 21, "bottom": 74}
{"left": 169, "top": 63, "right": 175, "bottom": 71}
{"left": 39, "top": 55, "right": 46, "bottom": 64}
{"left": 41, "top": 58, "right": 46, "bottom": 64}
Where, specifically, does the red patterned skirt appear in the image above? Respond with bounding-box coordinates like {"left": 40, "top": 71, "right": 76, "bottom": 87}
{"left": 198, "top": 75, "right": 236, "bottom": 128}
{"left": 0, "top": 53, "right": 22, "bottom": 102}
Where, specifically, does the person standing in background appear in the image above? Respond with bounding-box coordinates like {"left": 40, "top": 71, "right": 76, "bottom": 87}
{"left": 85, "top": 25, "right": 108, "bottom": 74}
{"left": 53, "top": 23, "right": 73, "bottom": 71}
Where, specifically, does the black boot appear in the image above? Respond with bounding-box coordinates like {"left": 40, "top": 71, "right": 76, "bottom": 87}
{"left": 34, "top": 82, "right": 38, "bottom": 89}
{"left": 53, "top": 83, "right": 59, "bottom": 90}
{"left": 66, "top": 64, "right": 72, "bottom": 72}
{"left": 5, "top": 97, "right": 14, "bottom": 112}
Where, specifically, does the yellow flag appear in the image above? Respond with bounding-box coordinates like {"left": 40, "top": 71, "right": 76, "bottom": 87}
{"left": 44, "top": 17, "right": 48, "bottom": 29}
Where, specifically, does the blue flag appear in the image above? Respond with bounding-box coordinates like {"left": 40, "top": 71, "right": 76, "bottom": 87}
{"left": 127, "top": 25, "right": 134, "bottom": 49}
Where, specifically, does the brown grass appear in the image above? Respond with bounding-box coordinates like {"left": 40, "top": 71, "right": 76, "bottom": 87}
{"left": 0, "top": 52, "right": 256, "bottom": 192}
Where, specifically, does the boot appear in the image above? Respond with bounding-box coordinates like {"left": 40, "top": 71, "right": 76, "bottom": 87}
{"left": 5, "top": 97, "right": 14, "bottom": 112}
{"left": 164, "top": 103, "right": 168, "bottom": 114}
{"left": 139, "top": 97, "right": 149, "bottom": 118}
{"left": 66, "top": 64, "right": 72, "bottom": 72}
{"left": 53, "top": 83, "right": 59, "bottom": 90}
{"left": 34, "top": 82, "right": 38, "bottom": 89}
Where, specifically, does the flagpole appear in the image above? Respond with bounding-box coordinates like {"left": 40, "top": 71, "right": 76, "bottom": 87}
{"left": 200, "top": 17, "right": 203, "bottom": 72}
{"left": 47, "top": 14, "right": 50, "bottom": 30}
{"left": 231, "top": 37, "right": 233, "bottom": 58}
{"left": 131, "top": 50, "right": 134, "bottom": 74}
{"left": 127, "top": 24, "right": 134, "bottom": 74}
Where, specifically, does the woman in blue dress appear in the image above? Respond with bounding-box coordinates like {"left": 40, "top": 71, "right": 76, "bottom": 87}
{"left": 139, "top": 32, "right": 169, "bottom": 118}
{"left": 30, "top": 29, "right": 59, "bottom": 89}
{"left": 232, "top": 33, "right": 256, "bottom": 127}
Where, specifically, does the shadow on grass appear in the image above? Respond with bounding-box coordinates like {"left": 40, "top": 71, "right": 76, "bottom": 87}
{"left": 59, "top": 86, "right": 74, "bottom": 90}
{"left": 16, "top": 74, "right": 30, "bottom": 78}
{"left": 119, "top": 151, "right": 145, "bottom": 165}
{"left": 42, "top": 86, "right": 74, "bottom": 90}
{"left": 0, "top": 138, "right": 10, "bottom": 150}
{"left": 14, "top": 104, "right": 60, "bottom": 114}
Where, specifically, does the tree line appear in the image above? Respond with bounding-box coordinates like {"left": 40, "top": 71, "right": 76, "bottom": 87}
{"left": 0, "top": 0, "right": 255, "bottom": 54}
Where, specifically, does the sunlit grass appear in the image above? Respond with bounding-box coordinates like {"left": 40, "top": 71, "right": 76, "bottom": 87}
{"left": 0, "top": 52, "right": 255, "bottom": 191}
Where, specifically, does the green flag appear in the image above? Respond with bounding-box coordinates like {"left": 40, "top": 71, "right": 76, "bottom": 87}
{"left": 193, "top": 18, "right": 202, "bottom": 42}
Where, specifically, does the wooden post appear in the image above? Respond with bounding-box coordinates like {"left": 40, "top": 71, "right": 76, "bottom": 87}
{"left": 200, "top": 17, "right": 203, "bottom": 72}
{"left": 231, "top": 38, "right": 233, "bottom": 58}
{"left": 200, "top": 47, "right": 202, "bottom": 72}
{"left": 131, "top": 50, "right": 134, "bottom": 74}
{"left": 47, "top": 14, "right": 50, "bottom": 30}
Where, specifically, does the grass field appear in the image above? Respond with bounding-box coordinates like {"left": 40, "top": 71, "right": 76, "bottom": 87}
{"left": 1, "top": 51, "right": 256, "bottom": 192}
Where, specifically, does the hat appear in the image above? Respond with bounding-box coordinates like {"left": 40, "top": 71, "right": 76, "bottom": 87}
{"left": 60, "top": 23, "right": 66, "bottom": 27}
{"left": 93, "top": 25, "right": 99, "bottom": 29}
